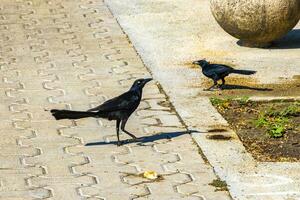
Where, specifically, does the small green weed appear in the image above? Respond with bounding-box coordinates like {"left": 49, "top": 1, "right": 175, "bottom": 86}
{"left": 210, "top": 97, "right": 231, "bottom": 111}
{"left": 255, "top": 115, "right": 268, "bottom": 127}
{"left": 210, "top": 96, "right": 250, "bottom": 110}
{"left": 236, "top": 96, "right": 250, "bottom": 105}
{"left": 210, "top": 97, "right": 229, "bottom": 106}
{"left": 254, "top": 103, "right": 299, "bottom": 138}
{"left": 209, "top": 178, "right": 228, "bottom": 192}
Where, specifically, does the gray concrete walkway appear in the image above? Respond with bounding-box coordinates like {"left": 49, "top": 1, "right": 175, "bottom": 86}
{"left": 105, "top": 0, "right": 300, "bottom": 200}
{"left": 0, "top": 0, "right": 231, "bottom": 199}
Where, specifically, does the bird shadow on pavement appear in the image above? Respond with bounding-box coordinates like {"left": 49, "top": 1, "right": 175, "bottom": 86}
{"left": 220, "top": 84, "right": 273, "bottom": 91}
{"left": 270, "top": 29, "right": 300, "bottom": 49}
{"left": 85, "top": 130, "right": 200, "bottom": 146}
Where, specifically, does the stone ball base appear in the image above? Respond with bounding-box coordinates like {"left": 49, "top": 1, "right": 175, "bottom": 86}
{"left": 210, "top": 0, "right": 300, "bottom": 48}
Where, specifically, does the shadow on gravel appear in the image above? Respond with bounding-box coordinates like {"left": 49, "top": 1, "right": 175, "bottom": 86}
{"left": 270, "top": 29, "right": 300, "bottom": 49}
{"left": 221, "top": 84, "right": 273, "bottom": 91}
{"left": 85, "top": 130, "right": 200, "bottom": 146}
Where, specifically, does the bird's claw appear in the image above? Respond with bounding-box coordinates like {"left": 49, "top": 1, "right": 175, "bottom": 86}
{"left": 117, "top": 141, "right": 123, "bottom": 146}
{"left": 203, "top": 88, "right": 215, "bottom": 91}
{"left": 204, "top": 86, "right": 223, "bottom": 91}
{"left": 117, "top": 137, "right": 139, "bottom": 146}
{"left": 131, "top": 137, "right": 139, "bottom": 142}
{"left": 131, "top": 136, "right": 137, "bottom": 140}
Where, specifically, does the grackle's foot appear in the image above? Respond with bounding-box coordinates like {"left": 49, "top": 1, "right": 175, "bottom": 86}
{"left": 204, "top": 87, "right": 220, "bottom": 91}
{"left": 219, "top": 84, "right": 226, "bottom": 90}
{"left": 131, "top": 135, "right": 137, "bottom": 139}
{"left": 203, "top": 88, "right": 214, "bottom": 91}
{"left": 130, "top": 137, "right": 139, "bottom": 142}
{"left": 117, "top": 141, "right": 123, "bottom": 146}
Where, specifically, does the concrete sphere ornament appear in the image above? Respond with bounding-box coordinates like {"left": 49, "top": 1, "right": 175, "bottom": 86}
{"left": 210, "top": 0, "right": 300, "bottom": 47}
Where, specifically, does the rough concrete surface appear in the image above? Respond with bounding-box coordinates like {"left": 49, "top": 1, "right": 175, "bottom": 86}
{"left": 0, "top": 0, "right": 232, "bottom": 200}
{"left": 105, "top": 0, "right": 300, "bottom": 199}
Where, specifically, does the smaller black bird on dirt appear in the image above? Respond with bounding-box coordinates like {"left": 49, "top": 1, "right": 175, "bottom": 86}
{"left": 193, "top": 59, "right": 256, "bottom": 91}
{"left": 50, "top": 78, "right": 152, "bottom": 146}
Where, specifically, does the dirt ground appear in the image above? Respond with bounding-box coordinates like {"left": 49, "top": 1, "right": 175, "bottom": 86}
{"left": 197, "top": 75, "right": 300, "bottom": 98}
{"left": 213, "top": 100, "right": 300, "bottom": 162}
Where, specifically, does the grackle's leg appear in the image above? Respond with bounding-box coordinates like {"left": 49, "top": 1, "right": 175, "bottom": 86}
{"left": 219, "top": 78, "right": 225, "bottom": 89}
{"left": 121, "top": 118, "right": 137, "bottom": 140}
{"left": 116, "top": 119, "right": 121, "bottom": 146}
{"left": 205, "top": 79, "right": 218, "bottom": 91}
{"left": 221, "top": 78, "right": 225, "bottom": 86}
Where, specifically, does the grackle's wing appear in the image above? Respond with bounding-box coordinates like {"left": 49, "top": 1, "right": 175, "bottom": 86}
{"left": 204, "top": 64, "right": 234, "bottom": 76}
{"left": 87, "top": 90, "right": 140, "bottom": 112}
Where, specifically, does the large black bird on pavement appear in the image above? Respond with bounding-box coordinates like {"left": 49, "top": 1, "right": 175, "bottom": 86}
{"left": 50, "top": 78, "right": 152, "bottom": 146}
{"left": 193, "top": 59, "right": 256, "bottom": 90}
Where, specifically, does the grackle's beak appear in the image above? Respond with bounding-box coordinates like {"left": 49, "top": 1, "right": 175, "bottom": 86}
{"left": 192, "top": 61, "right": 199, "bottom": 65}
{"left": 143, "top": 78, "right": 153, "bottom": 83}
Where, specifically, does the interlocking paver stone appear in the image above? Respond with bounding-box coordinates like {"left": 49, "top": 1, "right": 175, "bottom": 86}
{"left": 0, "top": 0, "right": 231, "bottom": 199}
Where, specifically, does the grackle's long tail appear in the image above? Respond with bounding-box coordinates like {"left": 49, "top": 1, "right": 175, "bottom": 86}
{"left": 231, "top": 69, "right": 256, "bottom": 75}
{"left": 50, "top": 109, "right": 99, "bottom": 120}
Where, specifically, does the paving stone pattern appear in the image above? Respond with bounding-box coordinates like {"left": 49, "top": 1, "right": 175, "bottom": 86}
{"left": 0, "top": 0, "right": 231, "bottom": 199}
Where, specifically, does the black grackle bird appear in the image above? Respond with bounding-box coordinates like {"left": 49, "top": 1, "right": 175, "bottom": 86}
{"left": 50, "top": 78, "right": 152, "bottom": 146}
{"left": 193, "top": 59, "right": 256, "bottom": 90}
